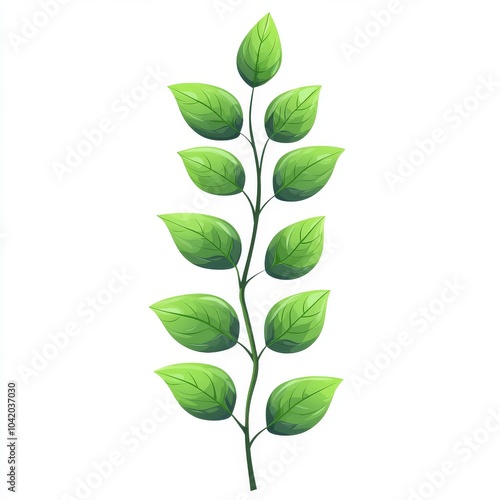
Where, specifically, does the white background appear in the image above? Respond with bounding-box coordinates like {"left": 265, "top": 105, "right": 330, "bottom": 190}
{"left": 1, "top": 1, "right": 500, "bottom": 499}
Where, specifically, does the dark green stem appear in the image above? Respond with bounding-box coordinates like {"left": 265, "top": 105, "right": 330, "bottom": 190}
{"left": 240, "top": 284, "right": 259, "bottom": 491}
{"left": 250, "top": 427, "right": 267, "bottom": 447}
{"left": 238, "top": 87, "right": 265, "bottom": 491}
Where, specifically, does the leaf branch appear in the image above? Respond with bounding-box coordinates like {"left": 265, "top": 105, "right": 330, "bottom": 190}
{"left": 250, "top": 427, "right": 268, "bottom": 447}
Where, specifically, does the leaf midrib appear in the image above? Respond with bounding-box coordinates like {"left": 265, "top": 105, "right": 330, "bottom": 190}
{"left": 180, "top": 153, "right": 241, "bottom": 190}
{"left": 172, "top": 87, "right": 241, "bottom": 135}
{"left": 272, "top": 218, "right": 323, "bottom": 267}
{"left": 267, "top": 291, "right": 329, "bottom": 347}
{"left": 165, "top": 217, "right": 237, "bottom": 266}
{"left": 151, "top": 306, "right": 235, "bottom": 342}
{"left": 252, "top": 14, "right": 270, "bottom": 86}
{"left": 165, "top": 373, "right": 233, "bottom": 415}
{"left": 275, "top": 152, "right": 340, "bottom": 196}
{"left": 271, "top": 87, "right": 320, "bottom": 138}
{"left": 268, "top": 381, "right": 337, "bottom": 429}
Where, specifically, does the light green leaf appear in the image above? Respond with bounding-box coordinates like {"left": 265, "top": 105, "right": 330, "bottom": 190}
{"left": 265, "top": 86, "right": 321, "bottom": 143}
{"left": 265, "top": 291, "right": 330, "bottom": 353}
{"left": 178, "top": 147, "right": 245, "bottom": 196}
{"left": 274, "top": 147, "right": 344, "bottom": 201}
{"left": 266, "top": 376, "right": 342, "bottom": 435}
{"left": 169, "top": 83, "right": 243, "bottom": 140}
{"left": 237, "top": 13, "right": 282, "bottom": 88}
{"left": 160, "top": 213, "right": 241, "bottom": 270}
{"left": 151, "top": 294, "right": 240, "bottom": 352}
{"left": 265, "top": 217, "right": 325, "bottom": 280}
{"left": 155, "top": 363, "right": 236, "bottom": 421}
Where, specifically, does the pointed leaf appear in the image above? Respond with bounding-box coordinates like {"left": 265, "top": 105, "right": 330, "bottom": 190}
{"left": 169, "top": 83, "right": 243, "bottom": 140}
{"left": 155, "top": 363, "right": 236, "bottom": 421}
{"left": 265, "top": 86, "right": 321, "bottom": 143}
{"left": 265, "top": 217, "right": 325, "bottom": 280}
{"left": 160, "top": 213, "right": 241, "bottom": 270}
{"left": 151, "top": 294, "right": 240, "bottom": 352}
{"left": 237, "top": 13, "right": 282, "bottom": 87}
{"left": 266, "top": 376, "right": 342, "bottom": 435}
{"left": 265, "top": 290, "right": 330, "bottom": 353}
{"left": 178, "top": 147, "right": 245, "bottom": 196}
{"left": 274, "top": 147, "right": 344, "bottom": 201}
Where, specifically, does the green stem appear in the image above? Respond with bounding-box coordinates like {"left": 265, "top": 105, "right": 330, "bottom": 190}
{"left": 238, "top": 87, "right": 265, "bottom": 491}
{"left": 237, "top": 341, "right": 253, "bottom": 359}
{"left": 250, "top": 427, "right": 267, "bottom": 447}
{"left": 240, "top": 284, "right": 259, "bottom": 491}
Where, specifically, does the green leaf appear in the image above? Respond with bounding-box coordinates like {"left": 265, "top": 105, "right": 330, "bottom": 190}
{"left": 160, "top": 213, "right": 241, "bottom": 270}
{"left": 266, "top": 376, "right": 342, "bottom": 435}
{"left": 178, "top": 147, "right": 245, "bottom": 196}
{"left": 265, "top": 291, "right": 330, "bottom": 353}
{"left": 237, "top": 13, "right": 282, "bottom": 88}
{"left": 274, "top": 147, "right": 344, "bottom": 201}
{"left": 151, "top": 294, "right": 240, "bottom": 352}
{"left": 155, "top": 363, "right": 236, "bottom": 421}
{"left": 265, "top": 86, "right": 321, "bottom": 143}
{"left": 265, "top": 217, "right": 325, "bottom": 280}
{"left": 169, "top": 83, "right": 243, "bottom": 140}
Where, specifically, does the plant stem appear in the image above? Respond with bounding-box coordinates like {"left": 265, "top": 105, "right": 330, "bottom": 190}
{"left": 237, "top": 87, "right": 264, "bottom": 491}
{"left": 240, "top": 284, "right": 259, "bottom": 490}
{"left": 250, "top": 427, "right": 267, "bottom": 447}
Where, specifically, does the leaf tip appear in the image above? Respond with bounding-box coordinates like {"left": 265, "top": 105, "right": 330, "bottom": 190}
{"left": 168, "top": 84, "right": 184, "bottom": 96}
{"left": 158, "top": 214, "right": 174, "bottom": 225}
{"left": 329, "top": 377, "right": 343, "bottom": 386}
{"left": 332, "top": 147, "right": 345, "bottom": 156}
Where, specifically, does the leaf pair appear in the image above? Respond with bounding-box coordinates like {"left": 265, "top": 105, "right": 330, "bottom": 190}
{"left": 177, "top": 145, "right": 343, "bottom": 202}
{"left": 151, "top": 289, "right": 330, "bottom": 355}
{"left": 170, "top": 83, "right": 322, "bottom": 145}
{"left": 156, "top": 363, "right": 341, "bottom": 436}
{"left": 159, "top": 213, "right": 326, "bottom": 281}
